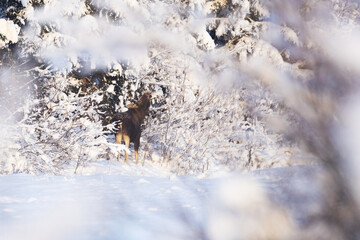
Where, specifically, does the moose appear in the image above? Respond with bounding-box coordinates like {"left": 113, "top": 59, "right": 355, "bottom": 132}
{"left": 113, "top": 92, "right": 152, "bottom": 164}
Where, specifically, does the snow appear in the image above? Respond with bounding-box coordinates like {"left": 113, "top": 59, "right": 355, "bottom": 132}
{"left": 0, "top": 19, "right": 20, "bottom": 48}
{"left": 16, "top": 0, "right": 31, "bottom": 6}
{"left": 0, "top": 165, "right": 321, "bottom": 240}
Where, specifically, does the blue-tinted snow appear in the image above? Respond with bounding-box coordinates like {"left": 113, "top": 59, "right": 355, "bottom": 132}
{"left": 0, "top": 165, "right": 321, "bottom": 240}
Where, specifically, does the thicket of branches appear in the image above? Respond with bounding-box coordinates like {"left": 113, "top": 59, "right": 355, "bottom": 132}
{"left": 0, "top": 0, "right": 302, "bottom": 175}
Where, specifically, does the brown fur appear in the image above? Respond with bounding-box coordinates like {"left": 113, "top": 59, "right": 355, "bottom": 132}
{"left": 113, "top": 92, "right": 151, "bottom": 164}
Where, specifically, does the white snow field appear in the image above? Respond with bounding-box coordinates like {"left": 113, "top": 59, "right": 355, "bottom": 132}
{"left": 0, "top": 163, "right": 321, "bottom": 240}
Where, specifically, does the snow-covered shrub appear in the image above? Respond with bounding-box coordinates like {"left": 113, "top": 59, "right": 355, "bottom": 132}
{"left": 131, "top": 0, "right": 307, "bottom": 173}
{"left": 0, "top": 19, "right": 20, "bottom": 48}
{"left": 142, "top": 84, "right": 295, "bottom": 174}
{"left": 0, "top": 69, "right": 113, "bottom": 174}
{"left": 0, "top": 0, "right": 327, "bottom": 175}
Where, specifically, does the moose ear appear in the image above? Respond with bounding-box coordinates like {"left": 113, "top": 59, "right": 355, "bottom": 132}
{"left": 126, "top": 103, "right": 138, "bottom": 109}
{"left": 144, "top": 92, "right": 151, "bottom": 98}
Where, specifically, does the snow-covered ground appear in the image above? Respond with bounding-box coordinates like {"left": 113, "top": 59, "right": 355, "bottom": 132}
{"left": 0, "top": 163, "right": 321, "bottom": 240}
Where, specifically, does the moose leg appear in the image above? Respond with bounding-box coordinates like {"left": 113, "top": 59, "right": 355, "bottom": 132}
{"left": 115, "top": 132, "right": 123, "bottom": 162}
{"left": 134, "top": 138, "right": 140, "bottom": 165}
{"left": 123, "top": 135, "right": 130, "bottom": 164}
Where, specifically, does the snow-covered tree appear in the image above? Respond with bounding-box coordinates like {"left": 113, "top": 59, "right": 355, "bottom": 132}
{"left": 1, "top": 0, "right": 302, "bottom": 174}
{"left": 0, "top": 0, "right": 357, "bottom": 181}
